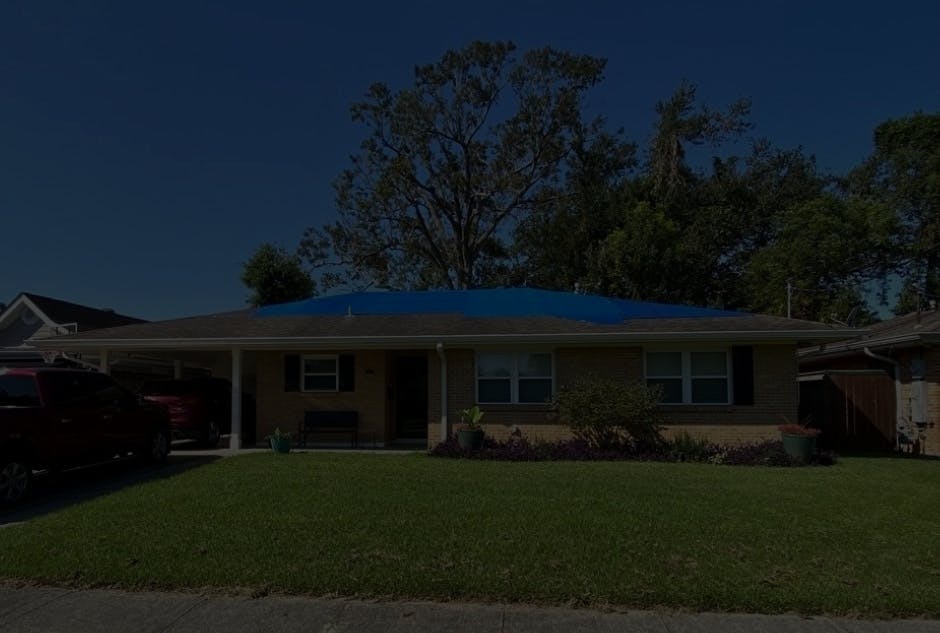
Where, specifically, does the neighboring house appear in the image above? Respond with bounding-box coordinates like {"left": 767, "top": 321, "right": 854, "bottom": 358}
{"left": 28, "top": 288, "right": 856, "bottom": 449}
{"left": 800, "top": 307, "right": 940, "bottom": 456}
{"left": 0, "top": 292, "right": 173, "bottom": 387}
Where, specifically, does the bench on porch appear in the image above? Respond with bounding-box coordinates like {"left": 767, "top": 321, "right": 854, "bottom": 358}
{"left": 298, "top": 410, "right": 359, "bottom": 448}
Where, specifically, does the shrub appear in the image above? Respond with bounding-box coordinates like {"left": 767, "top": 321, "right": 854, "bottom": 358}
{"left": 428, "top": 436, "right": 837, "bottom": 467}
{"left": 668, "top": 431, "right": 720, "bottom": 462}
{"left": 552, "top": 377, "right": 664, "bottom": 450}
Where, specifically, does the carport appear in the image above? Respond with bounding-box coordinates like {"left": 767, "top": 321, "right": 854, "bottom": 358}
{"left": 34, "top": 341, "right": 258, "bottom": 449}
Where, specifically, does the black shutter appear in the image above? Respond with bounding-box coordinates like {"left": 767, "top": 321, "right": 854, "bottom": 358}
{"left": 284, "top": 355, "right": 300, "bottom": 392}
{"left": 732, "top": 346, "right": 754, "bottom": 406}
{"left": 338, "top": 354, "right": 355, "bottom": 392}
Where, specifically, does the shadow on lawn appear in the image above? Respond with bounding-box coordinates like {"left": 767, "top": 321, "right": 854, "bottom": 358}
{"left": 0, "top": 453, "right": 221, "bottom": 527}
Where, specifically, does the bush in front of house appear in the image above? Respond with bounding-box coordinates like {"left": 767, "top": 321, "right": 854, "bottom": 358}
{"left": 428, "top": 435, "right": 837, "bottom": 467}
{"left": 552, "top": 377, "right": 665, "bottom": 451}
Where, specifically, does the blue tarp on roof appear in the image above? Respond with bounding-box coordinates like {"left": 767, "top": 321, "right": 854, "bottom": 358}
{"left": 256, "top": 288, "right": 745, "bottom": 325}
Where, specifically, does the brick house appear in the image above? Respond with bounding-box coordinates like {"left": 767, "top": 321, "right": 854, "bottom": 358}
{"left": 800, "top": 308, "right": 940, "bottom": 456}
{"left": 29, "top": 288, "right": 855, "bottom": 449}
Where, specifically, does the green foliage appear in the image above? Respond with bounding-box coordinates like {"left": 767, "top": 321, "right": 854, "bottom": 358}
{"left": 457, "top": 405, "right": 485, "bottom": 430}
{"left": 241, "top": 243, "right": 315, "bottom": 307}
{"left": 552, "top": 377, "right": 664, "bottom": 450}
{"left": 742, "top": 195, "right": 896, "bottom": 322}
{"left": 668, "top": 431, "right": 716, "bottom": 462}
{"left": 266, "top": 427, "right": 292, "bottom": 440}
{"left": 281, "top": 41, "right": 940, "bottom": 318}
{"left": 851, "top": 111, "right": 940, "bottom": 309}
{"left": 647, "top": 80, "right": 751, "bottom": 200}
{"left": 301, "top": 41, "right": 608, "bottom": 291}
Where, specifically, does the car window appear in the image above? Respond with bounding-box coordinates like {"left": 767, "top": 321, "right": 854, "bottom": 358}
{"left": 0, "top": 375, "right": 41, "bottom": 407}
{"left": 83, "top": 373, "right": 131, "bottom": 406}
{"left": 42, "top": 372, "right": 95, "bottom": 408}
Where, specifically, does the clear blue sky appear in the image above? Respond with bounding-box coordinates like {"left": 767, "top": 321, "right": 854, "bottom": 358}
{"left": 2, "top": 1, "right": 938, "bottom": 320}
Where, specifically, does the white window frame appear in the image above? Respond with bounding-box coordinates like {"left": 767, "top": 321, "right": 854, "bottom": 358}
{"left": 644, "top": 348, "right": 731, "bottom": 405}
{"left": 475, "top": 350, "right": 555, "bottom": 405}
{"left": 301, "top": 354, "right": 339, "bottom": 393}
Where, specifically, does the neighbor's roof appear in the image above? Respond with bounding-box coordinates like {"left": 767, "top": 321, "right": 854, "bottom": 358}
{"left": 4, "top": 292, "right": 146, "bottom": 331}
{"left": 28, "top": 288, "right": 860, "bottom": 351}
{"left": 800, "top": 308, "right": 940, "bottom": 356}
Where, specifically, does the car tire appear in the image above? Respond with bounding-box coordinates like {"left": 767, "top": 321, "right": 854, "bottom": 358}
{"left": 201, "top": 420, "right": 221, "bottom": 448}
{"left": 0, "top": 456, "right": 32, "bottom": 505}
{"left": 142, "top": 429, "right": 169, "bottom": 465}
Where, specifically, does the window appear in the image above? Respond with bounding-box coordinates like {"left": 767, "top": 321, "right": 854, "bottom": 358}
{"left": 645, "top": 350, "right": 729, "bottom": 404}
{"left": 476, "top": 352, "right": 553, "bottom": 404}
{"left": 302, "top": 355, "right": 338, "bottom": 392}
{"left": 0, "top": 375, "right": 40, "bottom": 408}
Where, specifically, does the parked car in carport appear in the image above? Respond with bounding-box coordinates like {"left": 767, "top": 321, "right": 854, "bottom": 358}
{"left": 0, "top": 367, "right": 171, "bottom": 504}
{"left": 138, "top": 377, "right": 256, "bottom": 447}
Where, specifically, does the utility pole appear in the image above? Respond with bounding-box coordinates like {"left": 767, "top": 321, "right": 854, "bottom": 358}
{"left": 786, "top": 280, "right": 792, "bottom": 319}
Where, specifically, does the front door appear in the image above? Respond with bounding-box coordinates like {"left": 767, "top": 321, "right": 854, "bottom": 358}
{"left": 391, "top": 354, "right": 428, "bottom": 441}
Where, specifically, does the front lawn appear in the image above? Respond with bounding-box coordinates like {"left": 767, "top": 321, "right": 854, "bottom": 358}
{"left": 1, "top": 454, "right": 938, "bottom": 616}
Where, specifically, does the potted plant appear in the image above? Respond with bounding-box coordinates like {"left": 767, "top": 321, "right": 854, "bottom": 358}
{"left": 456, "top": 405, "right": 486, "bottom": 450}
{"left": 268, "top": 427, "right": 292, "bottom": 454}
{"left": 778, "top": 422, "right": 820, "bottom": 462}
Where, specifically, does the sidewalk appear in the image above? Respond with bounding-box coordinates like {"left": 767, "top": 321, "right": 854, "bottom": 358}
{"left": 1, "top": 586, "right": 937, "bottom": 633}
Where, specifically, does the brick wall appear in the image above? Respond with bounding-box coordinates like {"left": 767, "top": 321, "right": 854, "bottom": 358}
{"left": 255, "top": 350, "right": 388, "bottom": 446}
{"left": 426, "top": 344, "right": 798, "bottom": 448}
{"left": 927, "top": 348, "right": 940, "bottom": 456}
{"left": 895, "top": 347, "right": 940, "bottom": 456}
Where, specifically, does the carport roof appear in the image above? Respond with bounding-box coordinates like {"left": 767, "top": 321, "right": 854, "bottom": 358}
{"left": 28, "top": 289, "right": 861, "bottom": 351}
{"left": 800, "top": 308, "right": 940, "bottom": 356}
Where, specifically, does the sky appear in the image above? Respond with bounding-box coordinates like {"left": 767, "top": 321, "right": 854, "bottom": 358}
{"left": 1, "top": 1, "right": 938, "bottom": 321}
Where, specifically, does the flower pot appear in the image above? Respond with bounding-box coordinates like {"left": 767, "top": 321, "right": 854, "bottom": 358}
{"left": 270, "top": 436, "right": 292, "bottom": 454}
{"left": 457, "top": 428, "right": 485, "bottom": 450}
{"left": 781, "top": 433, "right": 816, "bottom": 462}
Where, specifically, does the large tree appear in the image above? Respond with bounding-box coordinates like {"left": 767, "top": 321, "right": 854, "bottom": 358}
{"left": 241, "top": 243, "right": 315, "bottom": 307}
{"left": 300, "top": 41, "right": 608, "bottom": 290}
{"left": 851, "top": 112, "right": 940, "bottom": 312}
{"left": 742, "top": 195, "right": 895, "bottom": 323}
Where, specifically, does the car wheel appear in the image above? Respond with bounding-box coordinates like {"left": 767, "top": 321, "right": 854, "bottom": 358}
{"left": 145, "top": 429, "right": 169, "bottom": 464}
{"left": 0, "top": 457, "right": 32, "bottom": 504}
{"left": 202, "top": 420, "right": 221, "bottom": 448}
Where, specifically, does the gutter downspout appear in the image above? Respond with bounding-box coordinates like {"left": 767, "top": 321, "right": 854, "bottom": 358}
{"left": 436, "top": 343, "right": 448, "bottom": 443}
{"left": 864, "top": 347, "right": 903, "bottom": 451}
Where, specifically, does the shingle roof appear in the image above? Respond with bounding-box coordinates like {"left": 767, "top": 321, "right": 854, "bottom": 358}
{"left": 21, "top": 293, "right": 146, "bottom": 330}
{"left": 799, "top": 309, "right": 940, "bottom": 357}
{"left": 863, "top": 309, "right": 940, "bottom": 339}
{"left": 28, "top": 290, "right": 857, "bottom": 351}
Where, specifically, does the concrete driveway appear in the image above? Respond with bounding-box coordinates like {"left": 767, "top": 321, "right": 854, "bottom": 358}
{"left": 0, "top": 449, "right": 221, "bottom": 527}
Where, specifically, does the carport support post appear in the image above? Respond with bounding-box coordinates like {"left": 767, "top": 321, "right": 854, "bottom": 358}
{"left": 436, "top": 343, "right": 448, "bottom": 442}
{"left": 229, "top": 348, "right": 242, "bottom": 450}
{"left": 173, "top": 360, "right": 183, "bottom": 379}
{"left": 99, "top": 349, "right": 110, "bottom": 375}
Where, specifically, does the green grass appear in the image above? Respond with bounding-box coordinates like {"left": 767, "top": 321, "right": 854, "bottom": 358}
{"left": 1, "top": 454, "right": 938, "bottom": 616}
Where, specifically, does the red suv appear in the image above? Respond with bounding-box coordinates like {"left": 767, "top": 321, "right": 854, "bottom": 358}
{"left": 0, "top": 367, "right": 171, "bottom": 504}
{"left": 139, "top": 377, "right": 254, "bottom": 447}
